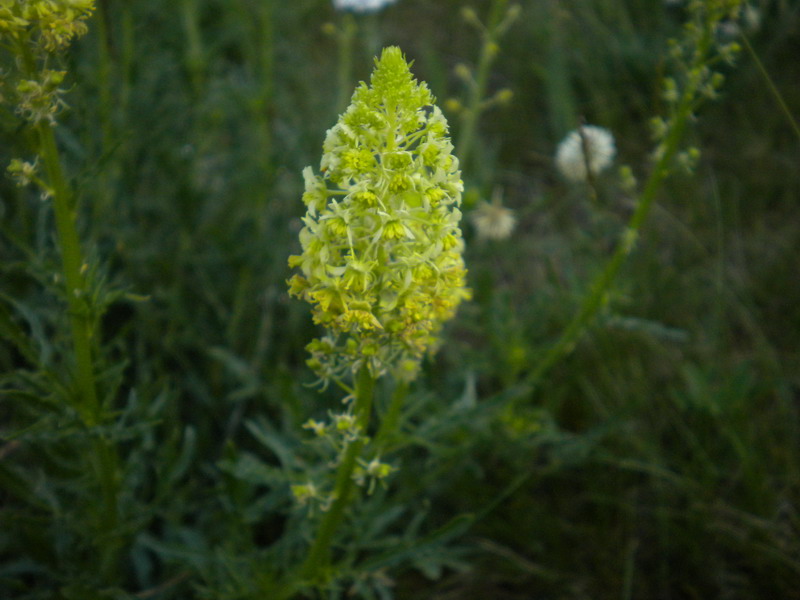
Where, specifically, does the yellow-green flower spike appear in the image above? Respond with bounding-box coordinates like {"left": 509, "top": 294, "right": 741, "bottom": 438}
{"left": 0, "top": 1, "right": 95, "bottom": 51}
{"left": 289, "top": 46, "right": 470, "bottom": 382}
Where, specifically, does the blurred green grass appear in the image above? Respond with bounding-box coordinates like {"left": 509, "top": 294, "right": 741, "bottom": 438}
{"left": 2, "top": 0, "right": 799, "bottom": 598}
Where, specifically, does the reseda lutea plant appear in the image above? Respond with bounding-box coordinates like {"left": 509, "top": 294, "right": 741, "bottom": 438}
{"left": 288, "top": 46, "right": 469, "bottom": 589}
{"left": 1, "top": 0, "right": 99, "bottom": 422}
{"left": 0, "top": 0, "right": 134, "bottom": 590}
{"left": 513, "top": 0, "right": 745, "bottom": 406}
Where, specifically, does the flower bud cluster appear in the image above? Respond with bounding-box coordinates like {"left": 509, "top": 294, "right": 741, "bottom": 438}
{"left": 0, "top": 0, "right": 95, "bottom": 52}
{"left": 651, "top": 0, "right": 742, "bottom": 166}
{"left": 7, "top": 157, "right": 40, "bottom": 187}
{"left": 1, "top": 1, "right": 95, "bottom": 125}
{"left": 14, "top": 69, "right": 66, "bottom": 124}
{"left": 295, "top": 409, "right": 395, "bottom": 508}
{"left": 288, "top": 46, "right": 470, "bottom": 382}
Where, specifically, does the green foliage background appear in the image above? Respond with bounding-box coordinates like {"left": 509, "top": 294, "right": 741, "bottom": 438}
{"left": 1, "top": 0, "right": 799, "bottom": 598}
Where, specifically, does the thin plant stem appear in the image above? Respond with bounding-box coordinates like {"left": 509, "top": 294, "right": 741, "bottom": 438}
{"left": 19, "top": 26, "right": 122, "bottom": 585}
{"left": 301, "top": 365, "right": 375, "bottom": 586}
{"left": 93, "top": 0, "right": 119, "bottom": 223}
{"left": 374, "top": 380, "right": 409, "bottom": 451}
{"left": 94, "top": 436, "right": 122, "bottom": 581}
{"left": 544, "top": 0, "right": 576, "bottom": 139}
{"left": 36, "top": 85, "right": 123, "bottom": 590}
{"left": 336, "top": 14, "right": 357, "bottom": 114}
{"left": 254, "top": 0, "right": 274, "bottom": 190}
{"left": 120, "top": 4, "right": 134, "bottom": 118}
{"left": 455, "top": 0, "right": 509, "bottom": 168}
{"left": 518, "top": 23, "right": 714, "bottom": 408}
{"left": 740, "top": 33, "right": 800, "bottom": 142}
{"left": 181, "top": 0, "right": 205, "bottom": 96}
{"left": 36, "top": 122, "right": 100, "bottom": 424}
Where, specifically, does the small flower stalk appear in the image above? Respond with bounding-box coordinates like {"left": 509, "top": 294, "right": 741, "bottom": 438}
{"left": 449, "top": 1, "right": 520, "bottom": 169}
{"left": 289, "top": 46, "right": 470, "bottom": 384}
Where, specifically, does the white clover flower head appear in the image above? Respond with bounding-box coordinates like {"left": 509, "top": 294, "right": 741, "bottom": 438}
{"left": 471, "top": 198, "right": 516, "bottom": 241}
{"left": 332, "top": 0, "right": 398, "bottom": 13}
{"left": 555, "top": 124, "right": 616, "bottom": 182}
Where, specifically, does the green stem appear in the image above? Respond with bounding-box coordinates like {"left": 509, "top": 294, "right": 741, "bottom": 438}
{"left": 374, "top": 380, "right": 408, "bottom": 451}
{"left": 301, "top": 366, "right": 375, "bottom": 586}
{"left": 520, "top": 30, "right": 713, "bottom": 407}
{"left": 255, "top": 0, "right": 274, "bottom": 166}
{"left": 544, "top": 0, "right": 575, "bottom": 138}
{"left": 94, "top": 1, "right": 114, "bottom": 151}
{"left": 336, "top": 14, "right": 357, "bottom": 114}
{"left": 94, "top": 436, "right": 121, "bottom": 581}
{"left": 455, "top": 0, "right": 508, "bottom": 168}
{"left": 39, "top": 115, "right": 122, "bottom": 584}
{"left": 181, "top": 0, "right": 205, "bottom": 96}
{"left": 740, "top": 33, "right": 800, "bottom": 142}
{"left": 37, "top": 122, "right": 100, "bottom": 424}
{"left": 93, "top": 0, "right": 117, "bottom": 222}
{"left": 18, "top": 23, "right": 122, "bottom": 588}
{"left": 120, "top": 3, "right": 134, "bottom": 119}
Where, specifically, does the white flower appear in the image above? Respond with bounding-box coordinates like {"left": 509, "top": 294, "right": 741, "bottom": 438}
{"left": 332, "top": 0, "right": 398, "bottom": 13}
{"left": 555, "top": 125, "right": 616, "bottom": 182}
{"left": 471, "top": 199, "right": 516, "bottom": 241}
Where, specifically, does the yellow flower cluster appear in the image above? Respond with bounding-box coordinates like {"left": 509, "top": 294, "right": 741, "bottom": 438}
{"left": 0, "top": 0, "right": 95, "bottom": 50}
{"left": 1, "top": 0, "right": 95, "bottom": 125}
{"left": 289, "top": 47, "right": 470, "bottom": 381}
